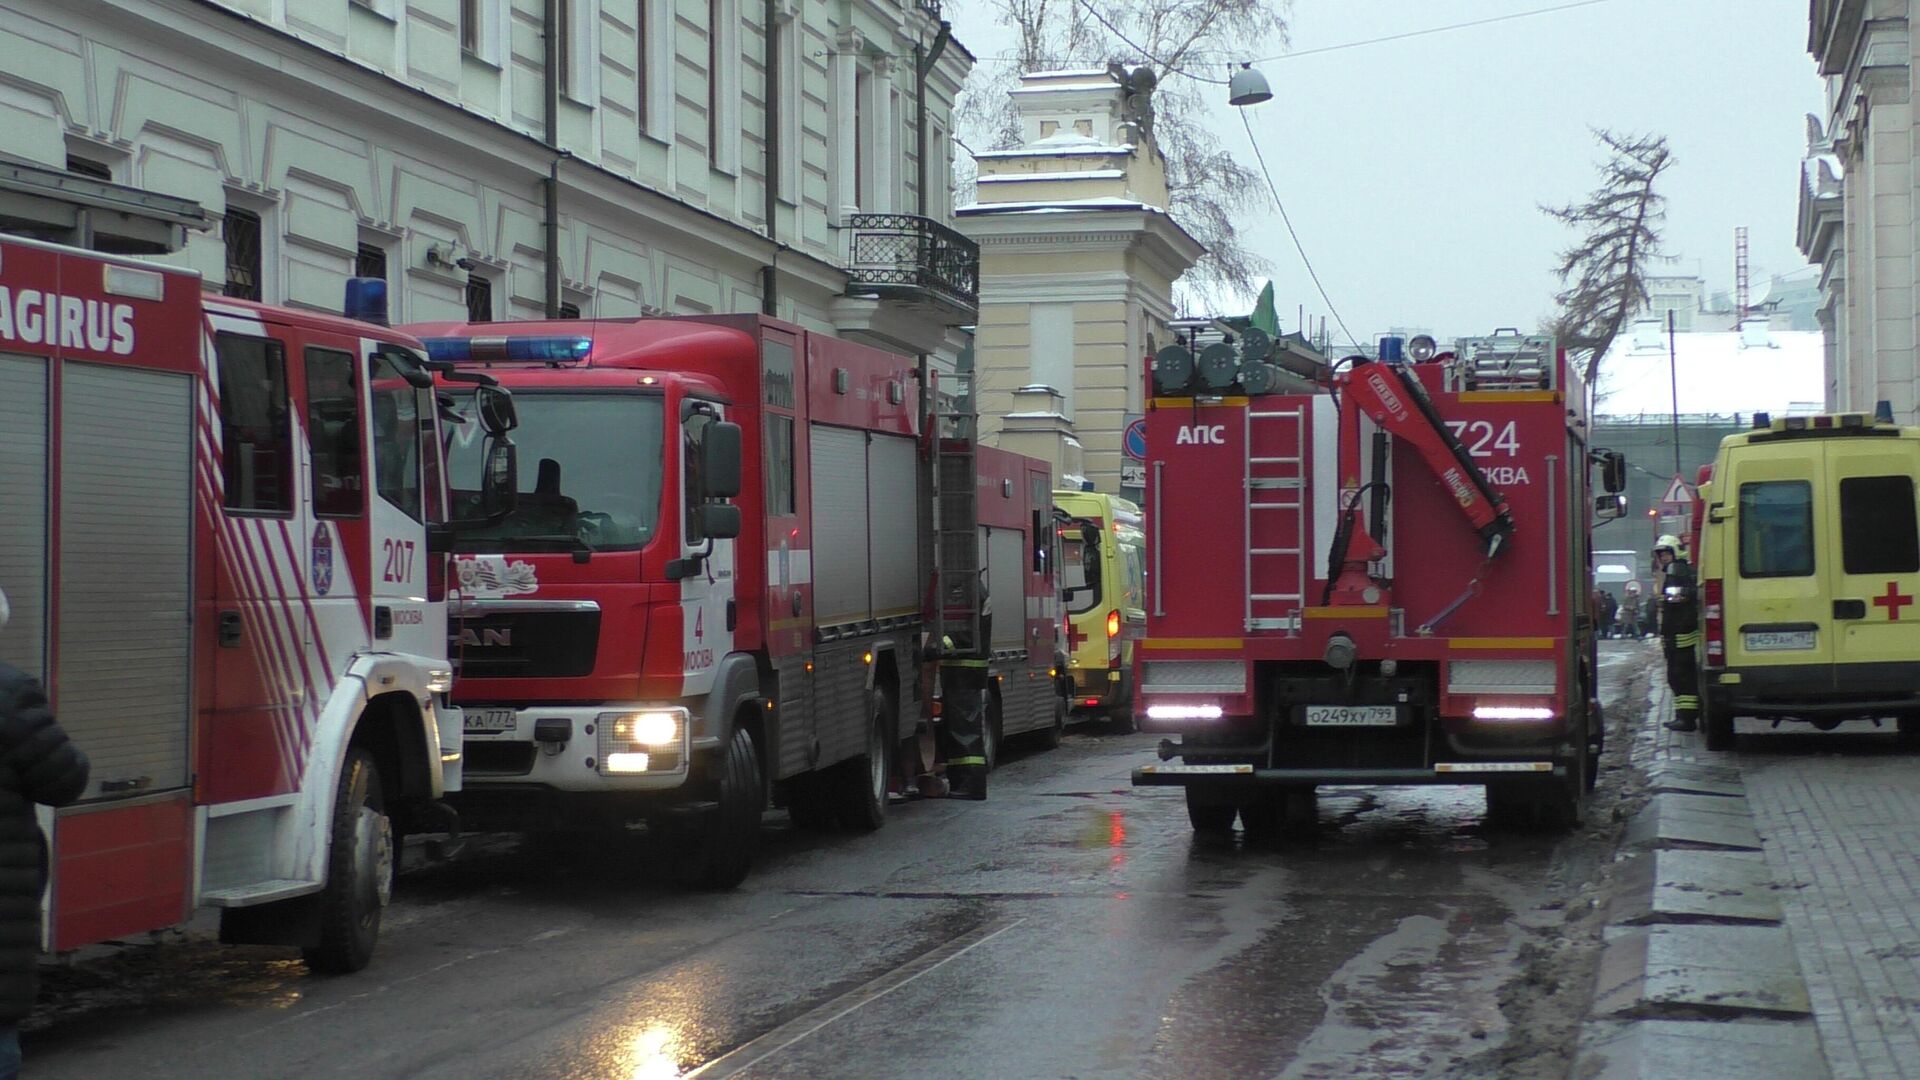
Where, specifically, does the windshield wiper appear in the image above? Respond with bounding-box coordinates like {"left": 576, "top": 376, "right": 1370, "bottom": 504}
{"left": 499, "top": 532, "right": 595, "bottom": 561}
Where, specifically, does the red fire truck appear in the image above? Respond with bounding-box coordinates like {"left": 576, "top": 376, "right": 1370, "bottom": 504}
{"left": 403, "top": 314, "right": 1064, "bottom": 886}
{"left": 1132, "top": 331, "right": 1626, "bottom": 832}
{"left": 0, "top": 236, "right": 516, "bottom": 971}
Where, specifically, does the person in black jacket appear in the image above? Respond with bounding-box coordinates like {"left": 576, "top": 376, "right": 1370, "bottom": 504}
{"left": 0, "top": 587, "right": 90, "bottom": 1078}
{"left": 1653, "top": 537, "right": 1703, "bottom": 732}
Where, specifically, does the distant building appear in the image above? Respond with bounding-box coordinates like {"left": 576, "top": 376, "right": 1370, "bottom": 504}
{"left": 1802, "top": 3, "right": 1918, "bottom": 419}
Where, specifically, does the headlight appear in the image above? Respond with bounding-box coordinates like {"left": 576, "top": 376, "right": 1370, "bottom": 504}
{"left": 604, "top": 752, "right": 652, "bottom": 774}
{"left": 612, "top": 711, "right": 681, "bottom": 746}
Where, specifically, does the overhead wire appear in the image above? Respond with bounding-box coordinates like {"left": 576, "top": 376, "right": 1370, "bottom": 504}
{"left": 1237, "top": 108, "right": 1359, "bottom": 351}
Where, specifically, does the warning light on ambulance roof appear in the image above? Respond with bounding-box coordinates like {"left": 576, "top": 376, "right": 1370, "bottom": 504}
{"left": 421, "top": 335, "right": 592, "bottom": 364}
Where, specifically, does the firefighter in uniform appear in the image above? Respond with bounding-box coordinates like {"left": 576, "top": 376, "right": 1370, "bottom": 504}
{"left": 1654, "top": 535, "right": 1702, "bottom": 732}
{"left": 933, "top": 571, "right": 992, "bottom": 801}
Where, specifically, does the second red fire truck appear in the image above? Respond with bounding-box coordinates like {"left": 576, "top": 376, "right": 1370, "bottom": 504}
{"left": 404, "top": 314, "right": 1065, "bottom": 885}
{"left": 1132, "top": 330, "right": 1626, "bottom": 832}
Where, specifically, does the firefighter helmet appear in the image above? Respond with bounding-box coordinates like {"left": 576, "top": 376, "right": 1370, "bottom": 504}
{"left": 1654, "top": 534, "right": 1682, "bottom": 554}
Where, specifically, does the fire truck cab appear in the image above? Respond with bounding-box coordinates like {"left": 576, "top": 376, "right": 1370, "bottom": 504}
{"left": 0, "top": 236, "right": 515, "bottom": 972}
{"left": 1693, "top": 407, "right": 1920, "bottom": 749}
{"left": 1132, "top": 330, "right": 1625, "bottom": 833}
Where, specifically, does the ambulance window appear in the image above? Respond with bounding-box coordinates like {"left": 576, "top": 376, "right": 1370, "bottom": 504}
{"left": 1738, "top": 480, "right": 1814, "bottom": 578}
{"left": 370, "top": 352, "right": 424, "bottom": 522}
{"left": 1840, "top": 476, "right": 1920, "bottom": 575}
{"left": 306, "top": 348, "right": 363, "bottom": 518}
{"left": 215, "top": 333, "right": 293, "bottom": 515}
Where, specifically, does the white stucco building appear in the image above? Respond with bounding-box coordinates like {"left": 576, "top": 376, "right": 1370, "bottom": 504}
{"left": 0, "top": 0, "right": 978, "bottom": 359}
{"left": 1800, "top": 0, "right": 1920, "bottom": 419}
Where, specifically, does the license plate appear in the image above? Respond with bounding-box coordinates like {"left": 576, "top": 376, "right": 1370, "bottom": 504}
{"left": 1303, "top": 705, "right": 1399, "bottom": 727}
{"left": 1744, "top": 630, "right": 1816, "bottom": 652}
{"left": 464, "top": 708, "right": 518, "bottom": 734}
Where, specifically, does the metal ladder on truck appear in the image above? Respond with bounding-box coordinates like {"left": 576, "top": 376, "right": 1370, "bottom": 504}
{"left": 1245, "top": 403, "right": 1309, "bottom": 633}
{"left": 927, "top": 369, "right": 981, "bottom": 652}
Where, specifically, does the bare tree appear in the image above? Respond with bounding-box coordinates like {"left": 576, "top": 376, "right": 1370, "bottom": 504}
{"left": 955, "top": 0, "right": 1289, "bottom": 302}
{"left": 1544, "top": 129, "right": 1674, "bottom": 385}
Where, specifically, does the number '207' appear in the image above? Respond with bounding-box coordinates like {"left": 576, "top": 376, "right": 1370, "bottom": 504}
{"left": 382, "top": 539, "right": 416, "bottom": 583}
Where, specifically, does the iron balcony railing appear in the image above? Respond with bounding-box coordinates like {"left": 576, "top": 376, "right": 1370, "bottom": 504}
{"left": 844, "top": 212, "right": 979, "bottom": 317}
{"left": 917, "top": 0, "right": 942, "bottom": 19}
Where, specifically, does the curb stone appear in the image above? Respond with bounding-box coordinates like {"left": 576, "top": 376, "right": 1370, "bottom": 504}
{"left": 1571, "top": 674, "right": 1830, "bottom": 1079}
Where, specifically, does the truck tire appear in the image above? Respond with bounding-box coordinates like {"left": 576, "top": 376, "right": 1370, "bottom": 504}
{"left": 1035, "top": 697, "right": 1066, "bottom": 750}
{"left": 1108, "top": 706, "right": 1136, "bottom": 735}
{"left": 1186, "top": 788, "right": 1235, "bottom": 834}
{"left": 833, "top": 690, "right": 892, "bottom": 832}
{"left": 303, "top": 748, "right": 392, "bottom": 975}
{"left": 982, "top": 694, "right": 1002, "bottom": 772}
{"left": 678, "top": 727, "right": 763, "bottom": 890}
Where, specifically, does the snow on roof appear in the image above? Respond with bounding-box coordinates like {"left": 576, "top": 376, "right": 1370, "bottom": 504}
{"left": 1593, "top": 326, "right": 1826, "bottom": 418}
{"left": 1023, "top": 68, "right": 1117, "bottom": 79}
{"left": 973, "top": 144, "right": 1134, "bottom": 160}
{"left": 976, "top": 170, "right": 1126, "bottom": 184}
{"left": 957, "top": 196, "right": 1161, "bottom": 215}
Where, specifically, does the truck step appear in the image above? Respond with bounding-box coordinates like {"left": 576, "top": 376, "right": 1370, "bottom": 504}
{"left": 201, "top": 879, "right": 324, "bottom": 907}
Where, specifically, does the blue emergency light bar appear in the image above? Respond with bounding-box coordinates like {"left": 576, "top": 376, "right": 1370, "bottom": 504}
{"left": 422, "top": 335, "right": 593, "bottom": 364}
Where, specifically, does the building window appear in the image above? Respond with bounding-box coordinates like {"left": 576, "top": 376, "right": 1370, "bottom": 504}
{"left": 215, "top": 333, "right": 292, "bottom": 514}
{"left": 854, "top": 69, "right": 871, "bottom": 207}
{"left": 707, "top": 0, "right": 737, "bottom": 171}
{"left": 558, "top": 301, "right": 581, "bottom": 319}
{"left": 635, "top": 0, "right": 649, "bottom": 133}
{"left": 65, "top": 155, "right": 112, "bottom": 181}
{"left": 355, "top": 242, "right": 388, "bottom": 282}
{"left": 466, "top": 273, "right": 494, "bottom": 322}
{"left": 223, "top": 208, "right": 263, "bottom": 301}
{"left": 461, "top": 0, "right": 481, "bottom": 53}
{"left": 306, "top": 348, "right": 365, "bottom": 518}
{"left": 708, "top": 0, "right": 721, "bottom": 165}
{"left": 556, "top": 0, "right": 573, "bottom": 96}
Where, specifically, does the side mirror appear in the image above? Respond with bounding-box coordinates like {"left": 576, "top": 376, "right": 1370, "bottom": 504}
{"left": 1594, "top": 494, "right": 1627, "bottom": 521}
{"left": 699, "top": 502, "right": 742, "bottom": 540}
{"left": 701, "top": 421, "right": 743, "bottom": 499}
{"left": 483, "top": 437, "right": 518, "bottom": 519}
{"left": 1602, "top": 451, "right": 1626, "bottom": 494}
{"left": 476, "top": 384, "right": 518, "bottom": 436}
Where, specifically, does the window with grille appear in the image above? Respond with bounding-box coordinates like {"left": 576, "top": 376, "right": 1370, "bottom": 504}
{"left": 466, "top": 274, "right": 494, "bottom": 322}
{"left": 558, "top": 301, "right": 581, "bottom": 319}
{"left": 65, "top": 156, "right": 112, "bottom": 181}
{"left": 556, "top": 0, "right": 572, "bottom": 96}
{"left": 355, "top": 243, "right": 388, "bottom": 282}
{"left": 223, "top": 208, "right": 263, "bottom": 301}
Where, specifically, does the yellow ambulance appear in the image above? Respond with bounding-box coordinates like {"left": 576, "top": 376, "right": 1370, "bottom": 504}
{"left": 1055, "top": 490, "right": 1146, "bottom": 729}
{"left": 1694, "top": 408, "right": 1920, "bottom": 749}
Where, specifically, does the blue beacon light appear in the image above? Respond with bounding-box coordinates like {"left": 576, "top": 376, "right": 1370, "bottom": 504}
{"left": 343, "top": 278, "right": 390, "bottom": 326}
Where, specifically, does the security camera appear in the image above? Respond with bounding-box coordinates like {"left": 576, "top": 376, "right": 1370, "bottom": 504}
{"left": 454, "top": 256, "right": 476, "bottom": 271}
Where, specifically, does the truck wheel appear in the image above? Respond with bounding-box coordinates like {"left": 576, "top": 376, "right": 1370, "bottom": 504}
{"left": 303, "top": 748, "right": 391, "bottom": 975}
{"left": 678, "top": 727, "right": 763, "bottom": 890}
{"left": 1035, "top": 698, "right": 1066, "bottom": 750}
{"left": 1108, "top": 706, "right": 1136, "bottom": 735}
{"left": 834, "top": 690, "right": 892, "bottom": 832}
{"left": 982, "top": 694, "right": 1002, "bottom": 772}
{"left": 1186, "top": 788, "right": 1235, "bottom": 834}
{"left": 1703, "top": 695, "right": 1736, "bottom": 752}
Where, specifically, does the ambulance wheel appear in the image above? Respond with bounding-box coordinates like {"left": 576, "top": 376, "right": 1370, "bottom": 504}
{"left": 678, "top": 727, "right": 763, "bottom": 889}
{"left": 834, "top": 690, "right": 892, "bottom": 832}
{"left": 1703, "top": 702, "right": 1736, "bottom": 752}
{"left": 1185, "top": 788, "right": 1235, "bottom": 834}
{"left": 303, "top": 748, "right": 391, "bottom": 975}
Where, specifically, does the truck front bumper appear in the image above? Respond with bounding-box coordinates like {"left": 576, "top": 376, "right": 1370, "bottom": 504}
{"left": 459, "top": 704, "right": 692, "bottom": 793}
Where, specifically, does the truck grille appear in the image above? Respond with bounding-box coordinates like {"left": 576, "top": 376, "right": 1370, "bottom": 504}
{"left": 453, "top": 609, "right": 601, "bottom": 679}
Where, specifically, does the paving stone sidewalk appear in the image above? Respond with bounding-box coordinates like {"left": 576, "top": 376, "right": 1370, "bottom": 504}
{"left": 1652, "top": 684, "right": 1920, "bottom": 1079}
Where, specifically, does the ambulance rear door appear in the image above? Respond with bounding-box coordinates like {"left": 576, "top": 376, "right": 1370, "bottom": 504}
{"left": 1721, "top": 441, "right": 1833, "bottom": 671}
{"left": 1822, "top": 437, "right": 1920, "bottom": 669}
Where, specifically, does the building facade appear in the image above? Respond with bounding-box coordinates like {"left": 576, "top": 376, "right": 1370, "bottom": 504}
{"left": 956, "top": 69, "right": 1202, "bottom": 496}
{"left": 1802, "top": 0, "right": 1919, "bottom": 419}
{"left": 0, "top": 0, "right": 977, "bottom": 359}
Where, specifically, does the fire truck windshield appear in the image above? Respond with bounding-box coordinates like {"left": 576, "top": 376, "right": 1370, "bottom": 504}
{"left": 444, "top": 391, "right": 665, "bottom": 553}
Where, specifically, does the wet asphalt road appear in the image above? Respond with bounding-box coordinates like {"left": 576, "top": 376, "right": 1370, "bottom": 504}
{"left": 26, "top": 645, "right": 1654, "bottom": 1080}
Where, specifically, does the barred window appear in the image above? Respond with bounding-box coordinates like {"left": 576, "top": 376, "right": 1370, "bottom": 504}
{"left": 355, "top": 243, "right": 388, "bottom": 281}
{"left": 223, "top": 208, "right": 262, "bottom": 301}
{"left": 558, "top": 301, "right": 581, "bottom": 319}
{"left": 466, "top": 274, "right": 493, "bottom": 323}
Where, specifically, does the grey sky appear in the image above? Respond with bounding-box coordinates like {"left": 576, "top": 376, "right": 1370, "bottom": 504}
{"left": 948, "top": 0, "right": 1825, "bottom": 349}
